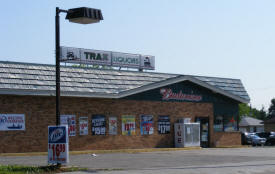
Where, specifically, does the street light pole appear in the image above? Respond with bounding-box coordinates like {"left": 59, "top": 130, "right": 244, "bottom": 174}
{"left": 55, "top": 7, "right": 103, "bottom": 126}
{"left": 55, "top": 7, "right": 61, "bottom": 125}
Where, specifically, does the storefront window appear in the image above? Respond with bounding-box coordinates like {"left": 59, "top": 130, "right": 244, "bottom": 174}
{"left": 214, "top": 115, "right": 223, "bottom": 132}
{"left": 223, "top": 115, "right": 238, "bottom": 132}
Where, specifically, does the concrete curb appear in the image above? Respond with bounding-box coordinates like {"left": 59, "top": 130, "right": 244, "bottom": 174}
{"left": 0, "top": 147, "right": 201, "bottom": 156}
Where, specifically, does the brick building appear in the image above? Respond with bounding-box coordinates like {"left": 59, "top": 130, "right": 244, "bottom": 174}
{"left": 0, "top": 61, "right": 250, "bottom": 153}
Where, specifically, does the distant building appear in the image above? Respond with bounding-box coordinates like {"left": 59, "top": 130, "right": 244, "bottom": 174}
{"left": 263, "top": 117, "right": 275, "bottom": 132}
{"left": 239, "top": 116, "right": 264, "bottom": 133}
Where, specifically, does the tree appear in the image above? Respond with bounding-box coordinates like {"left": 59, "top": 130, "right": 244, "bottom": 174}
{"left": 268, "top": 98, "right": 275, "bottom": 118}
{"left": 239, "top": 103, "right": 267, "bottom": 121}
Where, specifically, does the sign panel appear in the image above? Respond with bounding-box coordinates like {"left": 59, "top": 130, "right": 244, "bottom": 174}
{"left": 60, "top": 115, "right": 76, "bottom": 136}
{"left": 160, "top": 88, "right": 202, "bottom": 102}
{"left": 81, "top": 49, "right": 112, "bottom": 65}
{"left": 158, "top": 116, "right": 170, "bottom": 134}
{"left": 109, "top": 117, "right": 117, "bottom": 135}
{"left": 48, "top": 125, "right": 69, "bottom": 164}
{"left": 112, "top": 52, "right": 140, "bottom": 68}
{"left": 92, "top": 115, "right": 106, "bottom": 135}
{"left": 60, "top": 46, "right": 111, "bottom": 65}
{"left": 140, "top": 115, "right": 154, "bottom": 135}
{"left": 79, "top": 117, "right": 88, "bottom": 135}
{"left": 140, "top": 55, "right": 155, "bottom": 70}
{"left": 0, "top": 114, "right": 25, "bottom": 131}
{"left": 60, "top": 46, "right": 155, "bottom": 70}
{"left": 122, "top": 115, "right": 136, "bottom": 135}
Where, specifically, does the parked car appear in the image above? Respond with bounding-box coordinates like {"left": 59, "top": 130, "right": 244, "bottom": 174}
{"left": 250, "top": 135, "right": 266, "bottom": 146}
{"left": 256, "top": 132, "right": 275, "bottom": 146}
{"left": 241, "top": 132, "right": 255, "bottom": 145}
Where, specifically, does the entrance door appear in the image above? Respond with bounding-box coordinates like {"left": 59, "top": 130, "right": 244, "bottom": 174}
{"left": 195, "top": 117, "right": 210, "bottom": 148}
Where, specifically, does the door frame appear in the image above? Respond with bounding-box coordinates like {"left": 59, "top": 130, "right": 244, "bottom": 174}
{"left": 195, "top": 117, "right": 210, "bottom": 148}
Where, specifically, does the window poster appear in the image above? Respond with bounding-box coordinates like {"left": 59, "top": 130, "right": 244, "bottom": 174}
{"left": 92, "top": 115, "right": 106, "bottom": 135}
{"left": 109, "top": 117, "right": 117, "bottom": 135}
{"left": 79, "top": 117, "right": 88, "bottom": 135}
{"left": 158, "top": 116, "right": 170, "bottom": 134}
{"left": 224, "top": 116, "right": 237, "bottom": 132}
{"left": 140, "top": 115, "right": 154, "bottom": 135}
{"left": 0, "top": 114, "right": 25, "bottom": 131}
{"left": 122, "top": 115, "right": 136, "bottom": 135}
{"left": 60, "top": 115, "right": 76, "bottom": 136}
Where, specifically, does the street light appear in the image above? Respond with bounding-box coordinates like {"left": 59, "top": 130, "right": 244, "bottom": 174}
{"left": 55, "top": 7, "right": 103, "bottom": 125}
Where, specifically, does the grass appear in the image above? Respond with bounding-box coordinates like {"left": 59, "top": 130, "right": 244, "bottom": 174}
{"left": 0, "top": 165, "right": 88, "bottom": 174}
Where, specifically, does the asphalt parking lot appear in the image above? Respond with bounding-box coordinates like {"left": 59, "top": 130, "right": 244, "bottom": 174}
{"left": 1, "top": 147, "right": 275, "bottom": 174}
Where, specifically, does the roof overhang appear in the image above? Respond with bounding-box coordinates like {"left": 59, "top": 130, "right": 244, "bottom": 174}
{"left": 118, "top": 75, "right": 249, "bottom": 103}
{"left": 0, "top": 75, "right": 249, "bottom": 103}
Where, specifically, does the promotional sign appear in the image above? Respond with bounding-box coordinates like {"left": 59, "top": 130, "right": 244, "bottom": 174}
{"left": 60, "top": 115, "right": 76, "bottom": 136}
{"left": 92, "top": 115, "right": 106, "bottom": 135}
{"left": 0, "top": 114, "right": 25, "bottom": 131}
{"left": 48, "top": 125, "right": 69, "bottom": 164}
{"left": 79, "top": 117, "right": 88, "bottom": 135}
{"left": 109, "top": 117, "right": 117, "bottom": 135}
{"left": 160, "top": 88, "right": 202, "bottom": 102}
{"left": 60, "top": 46, "right": 155, "bottom": 70}
{"left": 122, "top": 115, "right": 136, "bottom": 136}
{"left": 158, "top": 116, "right": 170, "bottom": 134}
{"left": 140, "top": 115, "right": 154, "bottom": 135}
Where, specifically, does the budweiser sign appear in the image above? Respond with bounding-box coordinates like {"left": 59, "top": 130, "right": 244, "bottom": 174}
{"left": 160, "top": 89, "right": 202, "bottom": 101}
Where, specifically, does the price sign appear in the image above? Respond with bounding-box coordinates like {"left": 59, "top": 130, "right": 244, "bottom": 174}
{"left": 48, "top": 125, "right": 69, "bottom": 164}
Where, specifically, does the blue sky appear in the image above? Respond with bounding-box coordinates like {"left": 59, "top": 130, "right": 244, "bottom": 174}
{"left": 0, "top": 0, "right": 275, "bottom": 110}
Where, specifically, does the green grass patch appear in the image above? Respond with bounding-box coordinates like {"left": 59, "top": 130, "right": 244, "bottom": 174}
{"left": 0, "top": 165, "right": 88, "bottom": 174}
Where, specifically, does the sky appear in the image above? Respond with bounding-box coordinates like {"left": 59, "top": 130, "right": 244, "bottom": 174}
{"left": 0, "top": 0, "right": 275, "bottom": 111}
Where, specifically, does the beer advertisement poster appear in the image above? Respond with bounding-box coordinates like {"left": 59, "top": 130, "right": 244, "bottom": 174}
{"left": 60, "top": 115, "right": 76, "bottom": 136}
{"left": 109, "top": 117, "right": 117, "bottom": 135}
{"left": 92, "top": 115, "right": 106, "bottom": 135}
{"left": 122, "top": 115, "right": 136, "bottom": 136}
{"left": 158, "top": 116, "right": 170, "bottom": 134}
{"left": 140, "top": 115, "right": 154, "bottom": 135}
{"left": 79, "top": 117, "right": 88, "bottom": 135}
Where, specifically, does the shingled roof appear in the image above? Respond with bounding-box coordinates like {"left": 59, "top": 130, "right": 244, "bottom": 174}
{"left": 0, "top": 61, "right": 250, "bottom": 103}
{"left": 239, "top": 116, "right": 264, "bottom": 127}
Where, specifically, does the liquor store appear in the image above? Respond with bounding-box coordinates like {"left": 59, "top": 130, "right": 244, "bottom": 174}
{"left": 0, "top": 59, "right": 250, "bottom": 153}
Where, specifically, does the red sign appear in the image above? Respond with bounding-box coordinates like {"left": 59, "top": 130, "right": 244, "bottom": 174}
{"left": 160, "top": 88, "right": 202, "bottom": 101}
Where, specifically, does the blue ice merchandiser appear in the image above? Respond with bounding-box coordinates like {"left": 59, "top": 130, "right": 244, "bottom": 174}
{"left": 174, "top": 122, "right": 200, "bottom": 147}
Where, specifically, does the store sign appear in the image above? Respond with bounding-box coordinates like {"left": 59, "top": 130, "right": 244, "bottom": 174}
{"left": 122, "top": 115, "right": 136, "bottom": 135}
{"left": 79, "top": 117, "right": 88, "bottom": 135}
{"left": 48, "top": 125, "right": 69, "bottom": 164}
{"left": 160, "top": 88, "right": 202, "bottom": 102}
{"left": 112, "top": 52, "right": 140, "bottom": 68}
{"left": 0, "top": 114, "right": 25, "bottom": 131}
{"left": 140, "top": 115, "right": 154, "bottom": 135}
{"left": 158, "top": 116, "right": 170, "bottom": 134}
{"left": 60, "top": 46, "right": 155, "bottom": 70}
{"left": 60, "top": 115, "right": 76, "bottom": 136}
{"left": 92, "top": 115, "right": 106, "bottom": 135}
{"left": 109, "top": 117, "right": 117, "bottom": 135}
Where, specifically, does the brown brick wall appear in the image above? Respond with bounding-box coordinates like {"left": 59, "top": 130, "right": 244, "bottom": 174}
{"left": 0, "top": 95, "right": 238, "bottom": 153}
{"left": 212, "top": 132, "right": 241, "bottom": 147}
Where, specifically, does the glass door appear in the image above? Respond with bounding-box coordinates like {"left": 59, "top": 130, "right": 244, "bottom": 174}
{"left": 195, "top": 117, "right": 210, "bottom": 148}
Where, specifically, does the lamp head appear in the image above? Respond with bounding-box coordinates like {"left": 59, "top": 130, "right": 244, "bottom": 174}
{"left": 66, "top": 7, "right": 103, "bottom": 24}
